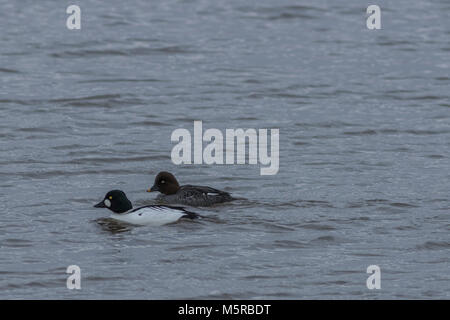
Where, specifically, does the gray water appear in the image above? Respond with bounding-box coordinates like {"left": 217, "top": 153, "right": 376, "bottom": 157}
{"left": 0, "top": 0, "right": 449, "bottom": 299}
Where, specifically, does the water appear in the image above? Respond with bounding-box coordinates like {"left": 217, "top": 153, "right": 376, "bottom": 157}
{"left": 0, "top": 0, "right": 449, "bottom": 299}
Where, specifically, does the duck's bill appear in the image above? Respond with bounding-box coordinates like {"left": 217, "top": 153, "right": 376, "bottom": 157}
{"left": 147, "top": 185, "right": 159, "bottom": 192}
{"left": 94, "top": 200, "right": 106, "bottom": 208}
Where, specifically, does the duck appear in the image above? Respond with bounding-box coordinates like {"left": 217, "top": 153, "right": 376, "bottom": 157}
{"left": 146, "top": 171, "right": 234, "bottom": 207}
{"left": 93, "top": 190, "right": 198, "bottom": 226}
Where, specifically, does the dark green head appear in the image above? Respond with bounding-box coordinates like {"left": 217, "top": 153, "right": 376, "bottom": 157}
{"left": 94, "top": 190, "right": 132, "bottom": 214}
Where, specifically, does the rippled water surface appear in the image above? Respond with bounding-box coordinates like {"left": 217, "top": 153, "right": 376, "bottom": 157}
{"left": 0, "top": 0, "right": 449, "bottom": 299}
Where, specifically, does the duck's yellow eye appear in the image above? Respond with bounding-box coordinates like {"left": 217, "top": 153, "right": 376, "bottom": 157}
{"left": 109, "top": 196, "right": 113, "bottom": 200}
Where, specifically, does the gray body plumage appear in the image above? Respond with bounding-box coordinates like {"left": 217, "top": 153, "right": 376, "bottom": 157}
{"left": 155, "top": 185, "right": 233, "bottom": 207}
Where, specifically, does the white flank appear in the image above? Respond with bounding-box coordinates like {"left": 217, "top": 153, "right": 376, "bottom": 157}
{"left": 109, "top": 207, "right": 185, "bottom": 226}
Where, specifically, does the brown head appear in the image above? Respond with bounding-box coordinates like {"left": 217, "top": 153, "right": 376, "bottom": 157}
{"left": 147, "top": 171, "right": 180, "bottom": 195}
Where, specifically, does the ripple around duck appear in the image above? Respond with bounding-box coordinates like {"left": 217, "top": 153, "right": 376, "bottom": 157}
{"left": 77, "top": 78, "right": 165, "bottom": 84}
{"left": 50, "top": 94, "right": 123, "bottom": 103}
{"left": 299, "top": 223, "right": 336, "bottom": 231}
{"left": 128, "top": 120, "right": 169, "bottom": 127}
{"left": 342, "top": 128, "right": 450, "bottom": 136}
{"left": 259, "top": 200, "right": 335, "bottom": 209}
{"left": 416, "top": 241, "right": 450, "bottom": 250}
{"left": 346, "top": 199, "right": 420, "bottom": 209}
{"left": 12, "top": 168, "right": 139, "bottom": 179}
{"left": 0, "top": 68, "right": 20, "bottom": 73}
{"left": 308, "top": 235, "right": 339, "bottom": 245}
{"left": 49, "top": 45, "right": 197, "bottom": 58}
{"left": 238, "top": 5, "right": 324, "bottom": 21}
{"left": 2, "top": 238, "right": 34, "bottom": 248}
{"left": 252, "top": 239, "right": 307, "bottom": 250}
{"left": 62, "top": 155, "right": 170, "bottom": 165}
{"left": 389, "top": 202, "right": 420, "bottom": 208}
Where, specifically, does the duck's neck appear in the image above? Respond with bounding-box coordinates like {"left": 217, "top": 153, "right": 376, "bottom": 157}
{"left": 113, "top": 200, "right": 132, "bottom": 214}
{"left": 164, "top": 182, "right": 180, "bottom": 195}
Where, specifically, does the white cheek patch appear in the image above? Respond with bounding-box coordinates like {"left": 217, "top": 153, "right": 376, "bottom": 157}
{"left": 104, "top": 199, "right": 111, "bottom": 208}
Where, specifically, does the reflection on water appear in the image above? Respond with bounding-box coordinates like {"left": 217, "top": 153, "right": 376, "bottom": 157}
{"left": 95, "top": 218, "right": 134, "bottom": 234}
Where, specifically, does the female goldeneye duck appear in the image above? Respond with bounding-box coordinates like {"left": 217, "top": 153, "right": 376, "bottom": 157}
{"left": 146, "top": 171, "right": 234, "bottom": 207}
{"left": 93, "top": 190, "right": 198, "bottom": 226}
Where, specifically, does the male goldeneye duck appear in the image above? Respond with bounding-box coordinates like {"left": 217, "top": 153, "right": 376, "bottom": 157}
{"left": 146, "top": 171, "right": 233, "bottom": 207}
{"left": 93, "top": 190, "right": 197, "bottom": 226}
